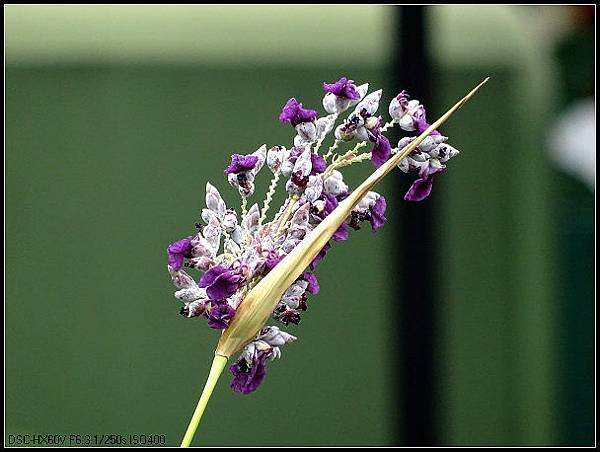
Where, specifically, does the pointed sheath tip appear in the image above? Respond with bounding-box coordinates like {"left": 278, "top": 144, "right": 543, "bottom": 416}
{"left": 468, "top": 77, "right": 490, "bottom": 96}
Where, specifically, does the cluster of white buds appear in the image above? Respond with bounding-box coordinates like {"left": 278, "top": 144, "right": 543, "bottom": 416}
{"left": 334, "top": 89, "right": 383, "bottom": 142}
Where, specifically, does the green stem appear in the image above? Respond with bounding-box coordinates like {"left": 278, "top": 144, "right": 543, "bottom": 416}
{"left": 180, "top": 354, "right": 228, "bottom": 447}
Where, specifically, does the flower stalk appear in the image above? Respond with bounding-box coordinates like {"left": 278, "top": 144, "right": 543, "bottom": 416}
{"left": 178, "top": 77, "right": 488, "bottom": 446}
{"left": 180, "top": 355, "right": 228, "bottom": 447}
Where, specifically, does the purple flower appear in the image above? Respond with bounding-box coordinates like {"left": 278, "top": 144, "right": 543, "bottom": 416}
{"left": 321, "top": 193, "right": 347, "bottom": 241}
{"left": 310, "top": 242, "right": 331, "bottom": 270}
{"left": 322, "top": 192, "right": 338, "bottom": 215}
{"left": 224, "top": 154, "right": 259, "bottom": 175}
{"left": 323, "top": 77, "right": 361, "bottom": 100}
{"left": 404, "top": 177, "right": 433, "bottom": 202}
{"left": 302, "top": 272, "right": 320, "bottom": 294}
{"left": 310, "top": 153, "right": 327, "bottom": 175}
{"left": 205, "top": 301, "right": 236, "bottom": 330}
{"left": 279, "top": 98, "right": 318, "bottom": 127}
{"left": 348, "top": 192, "right": 386, "bottom": 232}
{"left": 370, "top": 135, "right": 391, "bottom": 168}
{"left": 370, "top": 195, "right": 387, "bottom": 231}
{"left": 167, "top": 236, "right": 193, "bottom": 271}
{"left": 230, "top": 350, "right": 268, "bottom": 394}
{"left": 333, "top": 223, "right": 349, "bottom": 241}
{"left": 404, "top": 161, "right": 444, "bottom": 202}
{"left": 415, "top": 112, "right": 441, "bottom": 136}
{"left": 391, "top": 90, "right": 440, "bottom": 136}
{"left": 263, "top": 252, "right": 283, "bottom": 273}
{"left": 199, "top": 264, "right": 245, "bottom": 300}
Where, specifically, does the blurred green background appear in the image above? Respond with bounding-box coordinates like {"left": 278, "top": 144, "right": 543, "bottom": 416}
{"left": 5, "top": 5, "right": 595, "bottom": 447}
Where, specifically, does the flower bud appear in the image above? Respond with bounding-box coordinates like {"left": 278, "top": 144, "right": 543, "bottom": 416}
{"left": 323, "top": 170, "right": 348, "bottom": 196}
{"left": 169, "top": 268, "right": 196, "bottom": 289}
{"left": 251, "top": 144, "right": 267, "bottom": 175}
{"left": 418, "top": 135, "right": 448, "bottom": 154}
{"left": 293, "top": 148, "right": 313, "bottom": 179}
{"left": 187, "top": 255, "right": 215, "bottom": 271}
{"left": 175, "top": 285, "right": 206, "bottom": 303}
{"left": 322, "top": 92, "right": 351, "bottom": 114}
{"left": 334, "top": 123, "right": 355, "bottom": 142}
{"left": 432, "top": 143, "right": 460, "bottom": 163}
{"left": 398, "top": 114, "right": 417, "bottom": 131}
{"left": 257, "top": 326, "right": 297, "bottom": 347}
{"left": 290, "top": 202, "right": 310, "bottom": 227}
{"left": 203, "top": 216, "right": 222, "bottom": 250}
{"left": 316, "top": 115, "right": 336, "bottom": 139}
{"left": 397, "top": 157, "right": 410, "bottom": 173}
{"left": 180, "top": 299, "right": 207, "bottom": 318}
{"left": 303, "top": 175, "right": 323, "bottom": 203}
{"left": 222, "top": 209, "right": 238, "bottom": 233}
{"left": 228, "top": 172, "right": 256, "bottom": 198}
{"left": 243, "top": 203, "right": 260, "bottom": 233}
{"left": 267, "top": 146, "right": 285, "bottom": 172}
{"left": 190, "top": 234, "right": 216, "bottom": 258}
{"left": 397, "top": 136, "right": 415, "bottom": 149}
{"left": 354, "top": 89, "right": 382, "bottom": 116}
{"left": 353, "top": 191, "right": 379, "bottom": 214}
{"left": 206, "top": 182, "right": 226, "bottom": 217}
{"left": 364, "top": 116, "right": 381, "bottom": 131}
{"left": 295, "top": 122, "right": 317, "bottom": 143}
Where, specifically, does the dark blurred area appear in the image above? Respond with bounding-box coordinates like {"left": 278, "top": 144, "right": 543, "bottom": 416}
{"left": 5, "top": 5, "right": 595, "bottom": 446}
{"left": 548, "top": 5, "right": 595, "bottom": 447}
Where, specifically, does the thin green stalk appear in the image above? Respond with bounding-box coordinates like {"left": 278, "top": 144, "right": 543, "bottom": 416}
{"left": 180, "top": 354, "right": 228, "bottom": 447}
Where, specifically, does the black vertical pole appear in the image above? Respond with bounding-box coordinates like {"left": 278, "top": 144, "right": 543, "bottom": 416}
{"left": 392, "top": 6, "right": 437, "bottom": 446}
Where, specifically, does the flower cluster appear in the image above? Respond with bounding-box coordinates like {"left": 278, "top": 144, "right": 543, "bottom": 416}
{"left": 167, "top": 77, "right": 460, "bottom": 394}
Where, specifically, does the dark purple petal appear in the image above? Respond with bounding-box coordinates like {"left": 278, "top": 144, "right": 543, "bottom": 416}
{"left": 279, "top": 98, "right": 299, "bottom": 123}
{"left": 263, "top": 252, "right": 283, "bottom": 273}
{"left": 370, "top": 196, "right": 387, "bottom": 232}
{"left": 415, "top": 110, "right": 440, "bottom": 136}
{"left": 230, "top": 352, "right": 268, "bottom": 394}
{"left": 278, "top": 98, "right": 318, "bottom": 127}
{"left": 310, "top": 242, "right": 331, "bottom": 270}
{"left": 323, "top": 77, "right": 361, "bottom": 100}
{"left": 199, "top": 265, "right": 245, "bottom": 300}
{"left": 167, "top": 236, "right": 193, "bottom": 271}
{"left": 420, "top": 160, "right": 445, "bottom": 178}
{"left": 322, "top": 192, "right": 338, "bottom": 216}
{"left": 310, "top": 153, "right": 327, "bottom": 175}
{"left": 199, "top": 265, "right": 226, "bottom": 287}
{"left": 404, "top": 176, "right": 434, "bottom": 202}
{"left": 370, "top": 135, "right": 391, "bottom": 168}
{"left": 206, "top": 302, "right": 236, "bottom": 329}
{"left": 333, "top": 223, "right": 348, "bottom": 241}
{"left": 302, "top": 272, "right": 320, "bottom": 294}
{"left": 224, "top": 154, "right": 259, "bottom": 175}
